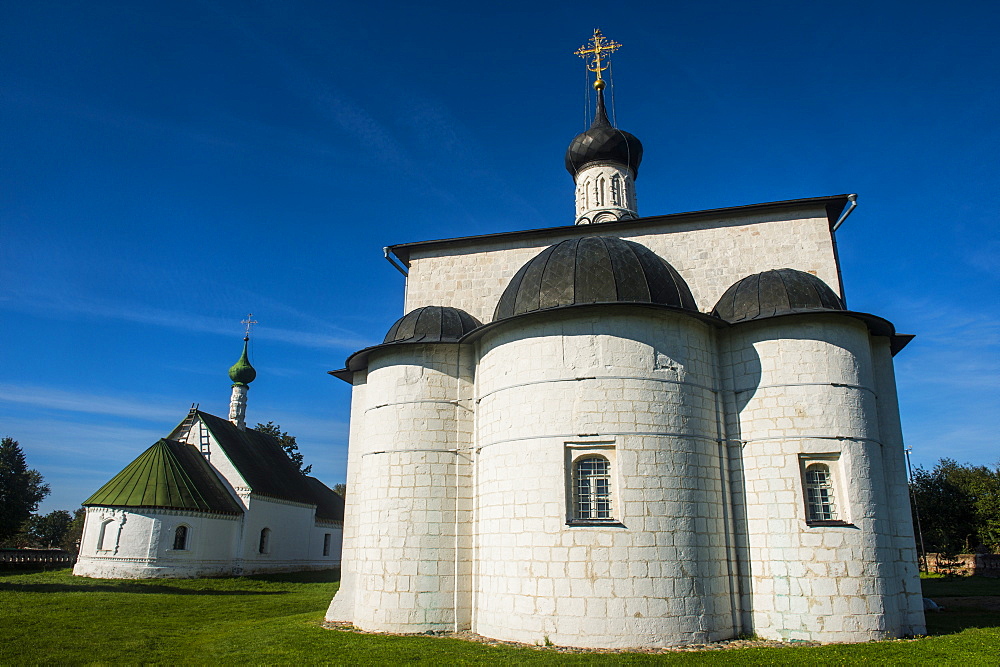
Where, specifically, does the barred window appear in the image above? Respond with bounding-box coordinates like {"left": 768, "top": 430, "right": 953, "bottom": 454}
{"left": 173, "top": 525, "right": 188, "bottom": 551}
{"left": 575, "top": 456, "right": 612, "bottom": 520}
{"left": 805, "top": 463, "right": 837, "bottom": 522}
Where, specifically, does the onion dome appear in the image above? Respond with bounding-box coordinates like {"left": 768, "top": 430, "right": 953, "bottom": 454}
{"left": 383, "top": 305, "right": 482, "bottom": 344}
{"left": 565, "top": 88, "right": 643, "bottom": 180}
{"left": 494, "top": 236, "right": 696, "bottom": 321}
{"left": 712, "top": 269, "right": 845, "bottom": 324}
{"left": 228, "top": 336, "right": 257, "bottom": 386}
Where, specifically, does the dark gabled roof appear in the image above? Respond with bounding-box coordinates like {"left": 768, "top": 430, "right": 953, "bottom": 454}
{"left": 304, "top": 476, "right": 345, "bottom": 522}
{"left": 197, "top": 411, "right": 342, "bottom": 517}
{"left": 83, "top": 439, "right": 242, "bottom": 515}
{"left": 494, "top": 236, "right": 696, "bottom": 321}
{"left": 386, "top": 195, "right": 855, "bottom": 265}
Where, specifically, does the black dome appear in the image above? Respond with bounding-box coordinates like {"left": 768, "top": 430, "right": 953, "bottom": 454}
{"left": 565, "top": 89, "right": 643, "bottom": 179}
{"left": 712, "top": 269, "right": 845, "bottom": 324}
{"left": 383, "top": 306, "right": 481, "bottom": 344}
{"left": 494, "top": 237, "right": 696, "bottom": 321}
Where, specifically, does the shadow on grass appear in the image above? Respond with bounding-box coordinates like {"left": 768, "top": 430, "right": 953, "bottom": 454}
{"left": 238, "top": 569, "right": 341, "bottom": 584}
{"left": 0, "top": 582, "right": 287, "bottom": 596}
{"left": 924, "top": 609, "right": 1000, "bottom": 636}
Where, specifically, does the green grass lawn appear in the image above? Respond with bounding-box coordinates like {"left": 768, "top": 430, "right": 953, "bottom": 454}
{"left": 1, "top": 568, "right": 998, "bottom": 664}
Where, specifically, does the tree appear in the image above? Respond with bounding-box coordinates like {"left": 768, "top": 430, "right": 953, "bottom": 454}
{"left": 255, "top": 422, "right": 311, "bottom": 475}
{"left": 24, "top": 510, "right": 73, "bottom": 548}
{"left": 910, "top": 458, "right": 1000, "bottom": 556}
{"left": 333, "top": 483, "right": 346, "bottom": 498}
{"left": 0, "top": 437, "right": 50, "bottom": 542}
{"left": 61, "top": 508, "right": 87, "bottom": 553}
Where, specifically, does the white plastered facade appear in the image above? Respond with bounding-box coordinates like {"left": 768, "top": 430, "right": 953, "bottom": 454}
{"left": 74, "top": 414, "right": 343, "bottom": 579}
{"left": 327, "top": 199, "right": 925, "bottom": 647}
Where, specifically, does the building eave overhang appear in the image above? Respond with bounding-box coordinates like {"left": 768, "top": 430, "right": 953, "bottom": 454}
{"left": 329, "top": 303, "right": 724, "bottom": 382}
{"left": 329, "top": 302, "right": 912, "bottom": 383}
{"left": 723, "top": 309, "right": 913, "bottom": 356}
{"left": 386, "top": 194, "right": 854, "bottom": 266}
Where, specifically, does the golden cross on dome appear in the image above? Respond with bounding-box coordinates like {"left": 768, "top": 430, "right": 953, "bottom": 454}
{"left": 241, "top": 314, "right": 258, "bottom": 338}
{"left": 574, "top": 28, "right": 622, "bottom": 89}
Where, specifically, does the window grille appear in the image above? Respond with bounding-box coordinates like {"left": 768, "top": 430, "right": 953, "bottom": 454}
{"left": 173, "top": 525, "right": 188, "bottom": 551}
{"left": 805, "top": 464, "right": 837, "bottom": 522}
{"left": 575, "top": 456, "right": 612, "bottom": 520}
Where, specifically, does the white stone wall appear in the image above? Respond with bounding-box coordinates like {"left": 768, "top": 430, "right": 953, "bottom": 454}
{"left": 326, "top": 368, "right": 369, "bottom": 623}
{"left": 473, "top": 310, "right": 734, "bottom": 648}
{"left": 239, "top": 495, "right": 339, "bottom": 575}
{"left": 722, "top": 314, "right": 915, "bottom": 641}
{"left": 332, "top": 344, "right": 475, "bottom": 632}
{"left": 74, "top": 507, "right": 240, "bottom": 578}
{"left": 402, "top": 205, "right": 839, "bottom": 322}
{"left": 869, "top": 337, "right": 926, "bottom": 635}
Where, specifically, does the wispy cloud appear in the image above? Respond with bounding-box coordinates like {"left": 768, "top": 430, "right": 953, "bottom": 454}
{"left": 0, "top": 283, "right": 368, "bottom": 351}
{"left": 0, "top": 383, "right": 184, "bottom": 422}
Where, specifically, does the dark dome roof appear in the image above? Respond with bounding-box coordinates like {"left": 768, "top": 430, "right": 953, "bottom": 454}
{"left": 494, "top": 236, "right": 696, "bottom": 321}
{"left": 383, "top": 306, "right": 481, "bottom": 344}
{"left": 711, "top": 269, "right": 845, "bottom": 324}
{"left": 565, "top": 89, "right": 643, "bottom": 179}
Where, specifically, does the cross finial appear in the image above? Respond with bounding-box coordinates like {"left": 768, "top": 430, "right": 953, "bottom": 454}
{"left": 574, "top": 28, "right": 622, "bottom": 90}
{"left": 241, "top": 313, "right": 258, "bottom": 339}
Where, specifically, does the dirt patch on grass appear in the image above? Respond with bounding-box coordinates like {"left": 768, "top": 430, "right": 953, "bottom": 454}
{"left": 325, "top": 621, "right": 922, "bottom": 653}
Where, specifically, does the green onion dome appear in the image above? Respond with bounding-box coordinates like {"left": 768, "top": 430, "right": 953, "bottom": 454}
{"left": 228, "top": 336, "right": 257, "bottom": 386}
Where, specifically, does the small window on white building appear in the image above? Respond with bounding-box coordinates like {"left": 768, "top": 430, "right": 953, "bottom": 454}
{"left": 258, "top": 527, "right": 270, "bottom": 554}
{"left": 565, "top": 442, "right": 619, "bottom": 525}
{"left": 323, "top": 533, "right": 332, "bottom": 557}
{"left": 173, "top": 525, "right": 189, "bottom": 551}
{"left": 575, "top": 456, "right": 612, "bottom": 520}
{"left": 98, "top": 519, "right": 116, "bottom": 551}
{"left": 802, "top": 460, "right": 846, "bottom": 524}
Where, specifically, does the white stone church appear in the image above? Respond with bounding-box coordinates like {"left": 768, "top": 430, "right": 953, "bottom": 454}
{"left": 325, "top": 32, "right": 925, "bottom": 648}
{"left": 74, "top": 337, "right": 344, "bottom": 579}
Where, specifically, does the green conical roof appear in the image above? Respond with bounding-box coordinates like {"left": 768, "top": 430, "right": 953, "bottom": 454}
{"left": 228, "top": 337, "right": 256, "bottom": 386}
{"left": 83, "top": 439, "right": 242, "bottom": 514}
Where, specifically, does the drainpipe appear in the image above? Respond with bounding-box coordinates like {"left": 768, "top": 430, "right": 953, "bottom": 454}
{"left": 830, "top": 194, "right": 857, "bottom": 307}
{"left": 832, "top": 194, "right": 858, "bottom": 232}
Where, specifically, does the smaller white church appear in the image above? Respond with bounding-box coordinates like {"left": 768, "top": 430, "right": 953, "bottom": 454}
{"left": 74, "top": 335, "right": 344, "bottom": 579}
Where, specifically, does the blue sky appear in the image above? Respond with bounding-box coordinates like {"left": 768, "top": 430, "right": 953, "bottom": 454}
{"left": 2, "top": 1, "right": 997, "bottom": 513}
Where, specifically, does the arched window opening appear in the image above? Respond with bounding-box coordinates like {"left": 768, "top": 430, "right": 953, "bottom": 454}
{"left": 323, "top": 533, "right": 332, "bottom": 557}
{"left": 98, "top": 520, "right": 116, "bottom": 551}
{"left": 258, "top": 527, "right": 271, "bottom": 554}
{"left": 611, "top": 174, "right": 622, "bottom": 206}
{"left": 173, "top": 525, "right": 188, "bottom": 551}
{"left": 575, "top": 456, "right": 612, "bottom": 520}
{"left": 596, "top": 176, "right": 606, "bottom": 206}
{"left": 805, "top": 464, "right": 837, "bottom": 522}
